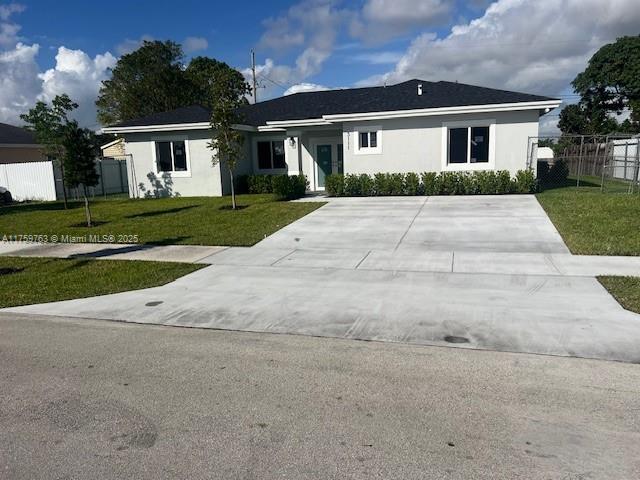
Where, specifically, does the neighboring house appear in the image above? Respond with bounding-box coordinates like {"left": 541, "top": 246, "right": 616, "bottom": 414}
{"left": 103, "top": 79, "right": 561, "bottom": 197}
{"left": 0, "top": 122, "right": 44, "bottom": 164}
{"left": 100, "top": 138, "right": 126, "bottom": 158}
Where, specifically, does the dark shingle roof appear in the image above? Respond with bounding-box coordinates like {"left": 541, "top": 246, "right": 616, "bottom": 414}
{"left": 0, "top": 122, "right": 38, "bottom": 144}
{"left": 111, "top": 79, "right": 558, "bottom": 128}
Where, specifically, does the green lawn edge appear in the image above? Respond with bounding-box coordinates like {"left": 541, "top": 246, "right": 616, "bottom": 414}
{"left": 598, "top": 276, "right": 640, "bottom": 315}
{"left": 0, "top": 256, "right": 203, "bottom": 308}
{"left": 0, "top": 194, "right": 325, "bottom": 247}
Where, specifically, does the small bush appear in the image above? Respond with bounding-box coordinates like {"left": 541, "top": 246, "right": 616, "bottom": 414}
{"left": 247, "top": 174, "right": 274, "bottom": 194}
{"left": 373, "top": 172, "right": 390, "bottom": 195}
{"left": 405, "top": 172, "right": 421, "bottom": 195}
{"left": 440, "top": 172, "right": 465, "bottom": 195}
{"left": 496, "top": 170, "right": 512, "bottom": 194}
{"left": 344, "top": 174, "right": 363, "bottom": 196}
{"left": 421, "top": 172, "right": 439, "bottom": 195}
{"left": 272, "top": 174, "right": 308, "bottom": 200}
{"left": 359, "top": 174, "right": 374, "bottom": 196}
{"left": 460, "top": 172, "right": 479, "bottom": 195}
{"left": 512, "top": 169, "right": 537, "bottom": 193}
{"left": 325, "top": 174, "right": 344, "bottom": 197}
{"left": 476, "top": 171, "right": 498, "bottom": 194}
{"left": 388, "top": 173, "right": 405, "bottom": 195}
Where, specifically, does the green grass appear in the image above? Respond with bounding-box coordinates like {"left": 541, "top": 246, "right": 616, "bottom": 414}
{"left": 536, "top": 180, "right": 640, "bottom": 255}
{"left": 0, "top": 256, "right": 202, "bottom": 308}
{"left": 0, "top": 194, "right": 323, "bottom": 246}
{"left": 599, "top": 276, "right": 640, "bottom": 314}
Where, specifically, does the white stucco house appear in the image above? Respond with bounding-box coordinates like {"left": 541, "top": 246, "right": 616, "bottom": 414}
{"left": 102, "top": 79, "right": 561, "bottom": 197}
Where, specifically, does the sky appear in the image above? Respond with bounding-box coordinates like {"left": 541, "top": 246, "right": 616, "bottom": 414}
{"left": 1, "top": 0, "right": 639, "bottom": 134}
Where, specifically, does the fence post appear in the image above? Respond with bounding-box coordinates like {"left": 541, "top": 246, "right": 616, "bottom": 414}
{"left": 99, "top": 160, "right": 106, "bottom": 199}
{"left": 576, "top": 136, "right": 584, "bottom": 187}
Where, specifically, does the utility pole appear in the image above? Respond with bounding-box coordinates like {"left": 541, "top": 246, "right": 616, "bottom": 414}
{"left": 251, "top": 49, "right": 257, "bottom": 104}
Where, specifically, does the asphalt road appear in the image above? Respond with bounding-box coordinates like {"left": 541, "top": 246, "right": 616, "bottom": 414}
{"left": 1, "top": 312, "right": 640, "bottom": 480}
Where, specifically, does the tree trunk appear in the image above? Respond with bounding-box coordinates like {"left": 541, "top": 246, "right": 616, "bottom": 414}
{"left": 229, "top": 169, "right": 236, "bottom": 210}
{"left": 83, "top": 185, "right": 92, "bottom": 227}
{"left": 59, "top": 160, "right": 68, "bottom": 210}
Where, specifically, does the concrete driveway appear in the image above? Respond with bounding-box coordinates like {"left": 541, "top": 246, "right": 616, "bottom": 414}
{"left": 7, "top": 195, "right": 640, "bottom": 362}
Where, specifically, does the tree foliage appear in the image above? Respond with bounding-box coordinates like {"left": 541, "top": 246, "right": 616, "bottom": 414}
{"left": 96, "top": 41, "right": 250, "bottom": 126}
{"left": 208, "top": 68, "right": 250, "bottom": 210}
{"left": 559, "top": 35, "right": 640, "bottom": 135}
{"left": 61, "top": 121, "right": 99, "bottom": 227}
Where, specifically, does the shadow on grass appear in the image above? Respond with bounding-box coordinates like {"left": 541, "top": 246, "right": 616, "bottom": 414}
{"left": 0, "top": 267, "right": 24, "bottom": 275}
{"left": 1, "top": 201, "right": 84, "bottom": 213}
{"left": 538, "top": 178, "right": 602, "bottom": 191}
{"left": 69, "top": 244, "right": 152, "bottom": 259}
{"left": 125, "top": 205, "right": 198, "bottom": 219}
{"left": 218, "top": 205, "right": 248, "bottom": 211}
{"left": 68, "top": 220, "right": 110, "bottom": 228}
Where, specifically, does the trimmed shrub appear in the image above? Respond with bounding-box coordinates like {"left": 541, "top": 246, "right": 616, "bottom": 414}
{"left": 272, "top": 174, "right": 308, "bottom": 200}
{"left": 496, "top": 170, "right": 512, "bottom": 194}
{"left": 344, "top": 174, "right": 363, "bottom": 196}
{"left": 325, "top": 174, "right": 344, "bottom": 197}
{"left": 388, "top": 173, "right": 405, "bottom": 195}
{"left": 513, "top": 169, "right": 537, "bottom": 193}
{"left": 359, "top": 174, "right": 375, "bottom": 196}
{"left": 373, "top": 172, "right": 390, "bottom": 195}
{"left": 460, "top": 172, "right": 479, "bottom": 195}
{"left": 421, "top": 172, "right": 439, "bottom": 196}
{"left": 440, "top": 171, "right": 465, "bottom": 195}
{"left": 247, "top": 174, "right": 274, "bottom": 194}
{"left": 405, "top": 172, "right": 421, "bottom": 195}
{"left": 476, "top": 171, "right": 498, "bottom": 194}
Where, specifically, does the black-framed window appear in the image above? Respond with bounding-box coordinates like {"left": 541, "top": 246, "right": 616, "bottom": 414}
{"left": 358, "top": 131, "right": 378, "bottom": 150}
{"left": 447, "top": 126, "right": 490, "bottom": 164}
{"left": 155, "top": 140, "right": 188, "bottom": 172}
{"left": 257, "top": 140, "right": 286, "bottom": 170}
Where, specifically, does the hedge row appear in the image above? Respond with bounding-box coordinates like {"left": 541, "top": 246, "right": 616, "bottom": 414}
{"left": 236, "top": 174, "right": 308, "bottom": 200}
{"left": 325, "top": 170, "right": 537, "bottom": 197}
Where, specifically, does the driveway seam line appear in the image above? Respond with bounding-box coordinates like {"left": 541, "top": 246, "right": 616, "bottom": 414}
{"left": 354, "top": 250, "right": 372, "bottom": 270}
{"left": 393, "top": 197, "right": 428, "bottom": 252}
{"left": 270, "top": 249, "right": 297, "bottom": 266}
{"left": 451, "top": 251, "right": 455, "bottom": 273}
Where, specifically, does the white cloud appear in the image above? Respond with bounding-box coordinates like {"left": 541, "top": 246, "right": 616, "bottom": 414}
{"left": 284, "top": 82, "right": 330, "bottom": 95}
{"left": 368, "top": 0, "right": 640, "bottom": 96}
{"left": 115, "top": 34, "right": 154, "bottom": 56}
{"left": 183, "top": 36, "right": 208, "bottom": 53}
{"left": 352, "top": 0, "right": 453, "bottom": 43}
{"left": 0, "top": 42, "right": 41, "bottom": 123}
{"left": 0, "top": 1, "right": 24, "bottom": 47}
{"left": 38, "top": 47, "right": 117, "bottom": 127}
{"left": 351, "top": 50, "right": 403, "bottom": 65}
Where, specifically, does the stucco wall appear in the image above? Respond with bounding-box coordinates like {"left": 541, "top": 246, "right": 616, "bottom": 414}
{"left": 341, "top": 110, "right": 540, "bottom": 176}
{"left": 0, "top": 146, "right": 45, "bottom": 164}
{"left": 123, "top": 129, "right": 223, "bottom": 198}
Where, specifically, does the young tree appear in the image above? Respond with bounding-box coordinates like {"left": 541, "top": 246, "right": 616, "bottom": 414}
{"left": 61, "top": 121, "right": 100, "bottom": 227}
{"left": 208, "top": 69, "right": 251, "bottom": 210}
{"left": 20, "top": 94, "right": 78, "bottom": 209}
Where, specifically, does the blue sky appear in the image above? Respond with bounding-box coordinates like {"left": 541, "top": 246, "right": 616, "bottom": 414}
{"left": 1, "top": 0, "right": 639, "bottom": 131}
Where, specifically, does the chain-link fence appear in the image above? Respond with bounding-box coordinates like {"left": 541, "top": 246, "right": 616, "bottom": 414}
{"left": 53, "top": 155, "right": 131, "bottom": 200}
{"left": 527, "top": 135, "right": 640, "bottom": 193}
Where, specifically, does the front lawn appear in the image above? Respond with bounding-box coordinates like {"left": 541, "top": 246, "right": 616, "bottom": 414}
{"left": 0, "top": 194, "right": 323, "bottom": 246}
{"left": 0, "top": 256, "right": 202, "bottom": 308}
{"left": 599, "top": 276, "right": 640, "bottom": 314}
{"left": 536, "top": 183, "right": 640, "bottom": 256}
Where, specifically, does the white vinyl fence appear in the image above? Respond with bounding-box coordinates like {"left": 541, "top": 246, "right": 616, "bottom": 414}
{"left": 0, "top": 161, "right": 57, "bottom": 201}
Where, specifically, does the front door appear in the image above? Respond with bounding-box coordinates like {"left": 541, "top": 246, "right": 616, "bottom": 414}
{"left": 316, "top": 144, "right": 332, "bottom": 189}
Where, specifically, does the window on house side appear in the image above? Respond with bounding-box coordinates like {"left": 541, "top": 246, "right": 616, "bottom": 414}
{"left": 155, "top": 140, "right": 187, "bottom": 172}
{"left": 448, "top": 126, "right": 490, "bottom": 164}
{"left": 358, "top": 131, "right": 379, "bottom": 151}
{"left": 257, "top": 140, "right": 286, "bottom": 170}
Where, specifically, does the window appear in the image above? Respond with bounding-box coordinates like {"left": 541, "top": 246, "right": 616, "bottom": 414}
{"left": 257, "top": 140, "right": 286, "bottom": 170}
{"left": 355, "top": 127, "right": 381, "bottom": 154}
{"left": 155, "top": 140, "right": 188, "bottom": 172}
{"left": 447, "top": 126, "right": 490, "bottom": 164}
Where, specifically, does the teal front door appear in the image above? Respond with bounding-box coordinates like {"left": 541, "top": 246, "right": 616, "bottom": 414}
{"left": 316, "top": 144, "right": 332, "bottom": 189}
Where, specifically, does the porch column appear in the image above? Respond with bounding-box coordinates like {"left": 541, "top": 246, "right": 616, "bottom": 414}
{"left": 285, "top": 130, "right": 302, "bottom": 175}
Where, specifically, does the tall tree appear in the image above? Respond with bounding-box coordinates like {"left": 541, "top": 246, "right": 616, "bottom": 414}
{"left": 96, "top": 40, "right": 187, "bottom": 125}
{"left": 96, "top": 42, "right": 251, "bottom": 126}
{"left": 208, "top": 69, "right": 249, "bottom": 210}
{"left": 185, "top": 56, "right": 250, "bottom": 110}
{"left": 62, "top": 121, "right": 100, "bottom": 227}
{"left": 560, "top": 35, "right": 640, "bottom": 135}
{"left": 20, "top": 94, "right": 78, "bottom": 209}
